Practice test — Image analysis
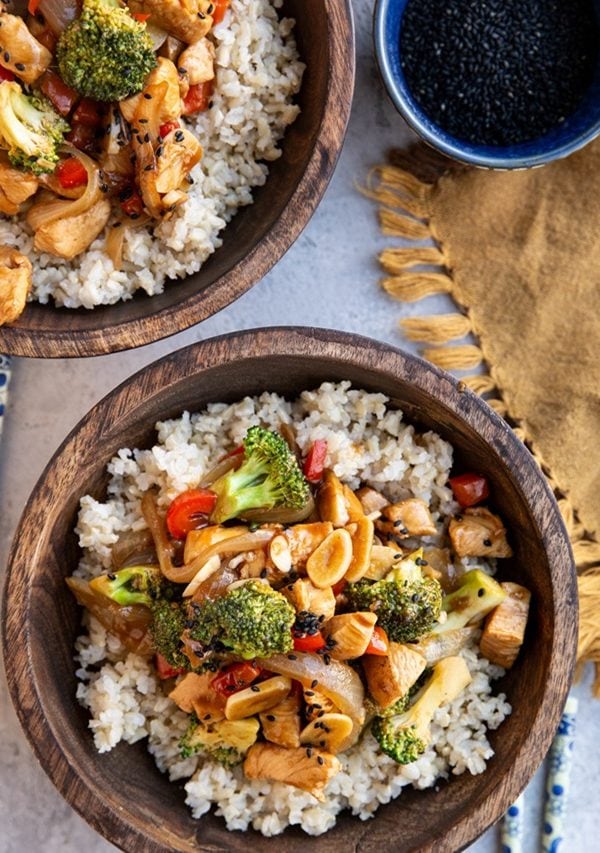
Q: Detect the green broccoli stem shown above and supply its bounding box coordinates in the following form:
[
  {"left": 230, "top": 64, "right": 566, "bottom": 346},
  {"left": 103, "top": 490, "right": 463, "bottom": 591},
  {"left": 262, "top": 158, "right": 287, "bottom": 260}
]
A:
[
  {"left": 431, "top": 569, "right": 507, "bottom": 635},
  {"left": 211, "top": 455, "right": 277, "bottom": 523}
]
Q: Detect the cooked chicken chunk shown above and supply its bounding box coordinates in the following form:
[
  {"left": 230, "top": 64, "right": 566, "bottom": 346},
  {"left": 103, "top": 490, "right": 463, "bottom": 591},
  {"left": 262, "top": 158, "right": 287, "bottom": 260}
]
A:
[
  {"left": 363, "top": 642, "right": 427, "bottom": 709},
  {"left": 128, "top": 0, "right": 214, "bottom": 44},
  {"left": 243, "top": 743, "right": 340, "bottom": 801},
  {"left": 30, "top": 198, "right": 111, "bottom": 260},
  {"left": 0, "top": 246, "right": 32, "bottom": 325},
  {"left": 376, "top": 498, "right": 437, "bottom": 539},
  {"left": 168, "top": 672, "right": 225, "bottom": 721},
  {"left": 259, "top": 690, "right": 302, "bottom": 749},
  {"left": 0, "top": 12, "right": 52, "bottom": 83},
  {"left": 317, "top": 471, "right": 350, "bottom": 527},
  {"left": 342, "top": 484, "right": 366, "bottom": 521},
  {"left": 283, "top": 522, "right": 333, "bottom": 570},
  {"left": 282, "top": 577, "right": 336, "bottom": 622},
  {"left": 155, "top": 127, "right": 203, "bottom": 195},
  {"left": 178, "top": 37, "right": 215, "bottom": 85},
  {"left": 449, "top": 507, "right": 512, "bottom": 558},
  {"left": 480, "top": 582, "right": 531, "bottom": 668},
  {"left": 120, "top": 58, "right": 183, "bottom": 127},
  {"left": 0, "top": 154, "right": 38, "bottom": 214},
  {"left": 325, "top": 612, "right": 377, "bottom": 660},
  {"left": 356, "top": 486, "right": 389, "bottom": 516}
]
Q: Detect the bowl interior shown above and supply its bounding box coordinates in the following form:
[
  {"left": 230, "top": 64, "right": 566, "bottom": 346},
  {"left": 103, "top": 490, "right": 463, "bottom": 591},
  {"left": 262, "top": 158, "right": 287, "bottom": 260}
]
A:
[
  {"left": 0, "top": 1, "right": 355, "bottom": 356},
  {"left": 4, "top": 330, "right": 576, "bottom": 852},
  {"left": 375, "top": 0, "right": 600, "bottom": 168}
]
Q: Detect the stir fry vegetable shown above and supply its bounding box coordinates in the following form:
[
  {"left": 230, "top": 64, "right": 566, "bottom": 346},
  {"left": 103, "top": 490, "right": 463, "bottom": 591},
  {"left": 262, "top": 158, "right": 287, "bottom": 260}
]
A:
[{"left": 67, "top": 427, "right": 530, "bottom": 799}]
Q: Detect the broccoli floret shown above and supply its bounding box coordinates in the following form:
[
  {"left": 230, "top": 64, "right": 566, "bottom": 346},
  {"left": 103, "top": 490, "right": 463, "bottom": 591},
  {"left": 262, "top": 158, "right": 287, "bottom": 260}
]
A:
[
  {"left": 179, "top": 714, "right": 259, "bottom": 765},
  {"left": 188, "top": 580, "right": 295, "bottom": 660},
  {"left": 209, "top": 427, "right": 310, "bottom": 523},
  {"left": 346, "top": 551, "right": 442, "bottom": 643},
  {"left": 372, "top": 656, "right": 472, "bottom": 764},
  {"left": 57, "top": 0, "right": 156, "bottom": 102},
  {"left": 431, "top": 569, "right": 507, "bottom": 635},
  {"left": 0, "top": 82, "right": 69, "bottom": 175},
  {"left": 90, "top": 565, "right": 188, "bottom": 668}
]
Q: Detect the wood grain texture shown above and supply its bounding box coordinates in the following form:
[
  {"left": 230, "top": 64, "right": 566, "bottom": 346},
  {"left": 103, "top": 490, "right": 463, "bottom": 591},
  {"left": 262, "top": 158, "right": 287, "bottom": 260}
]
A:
[
  {"left": 2, "top": 328, "right": 578, "bottom": 852},
  {"left": 0, "top": 2, "right": 355, "bottom": 358}
]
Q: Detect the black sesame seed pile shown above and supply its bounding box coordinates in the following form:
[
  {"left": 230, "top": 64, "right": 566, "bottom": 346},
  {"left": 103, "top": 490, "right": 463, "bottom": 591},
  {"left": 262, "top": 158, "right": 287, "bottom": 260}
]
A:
[{"left": 400, "top": 0, "right": 599, "bottom": 146}]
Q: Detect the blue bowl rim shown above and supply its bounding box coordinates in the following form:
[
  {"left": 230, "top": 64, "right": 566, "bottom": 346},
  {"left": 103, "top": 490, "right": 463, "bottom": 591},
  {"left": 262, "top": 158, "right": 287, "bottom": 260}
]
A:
[{"left": 374, "top": 0, "right": 600, "bottom": 169}]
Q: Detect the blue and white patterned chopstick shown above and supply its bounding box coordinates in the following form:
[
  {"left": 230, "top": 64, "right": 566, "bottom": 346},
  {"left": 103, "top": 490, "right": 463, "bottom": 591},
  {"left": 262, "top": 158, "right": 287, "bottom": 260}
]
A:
[
  {"left": 500, "top": 792, "right": 525, "bottom": 853},
  {"left": 0, "top": 354, "right": 11, "bottom": 441},
  {"left": 541, "top": 696, "right": 578, "bottom": 853},
  {"left": 501, "top": 696, "right": 579, "bottom": 853}
]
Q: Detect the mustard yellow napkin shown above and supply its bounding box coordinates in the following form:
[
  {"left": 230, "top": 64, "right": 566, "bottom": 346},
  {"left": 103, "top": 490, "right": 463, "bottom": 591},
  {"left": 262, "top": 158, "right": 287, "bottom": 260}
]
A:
[{"left": 369, "top": 141, "right": 600, "bottom": 688}]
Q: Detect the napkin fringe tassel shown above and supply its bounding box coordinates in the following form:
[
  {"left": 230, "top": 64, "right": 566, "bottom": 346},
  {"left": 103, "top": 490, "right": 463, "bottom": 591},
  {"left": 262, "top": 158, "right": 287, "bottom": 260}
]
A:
[{"left": 366, "top": 157, "right": 600, "bottom": 694}]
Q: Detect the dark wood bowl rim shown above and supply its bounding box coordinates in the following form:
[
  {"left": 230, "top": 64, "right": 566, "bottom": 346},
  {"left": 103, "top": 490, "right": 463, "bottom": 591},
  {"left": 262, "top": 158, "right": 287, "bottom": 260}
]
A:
[
  {"left": 0, "top": 2, "right": 355, "bottom": 358},
  {"left": 2, "top": 327, "right": 577, "bottom": 851}
]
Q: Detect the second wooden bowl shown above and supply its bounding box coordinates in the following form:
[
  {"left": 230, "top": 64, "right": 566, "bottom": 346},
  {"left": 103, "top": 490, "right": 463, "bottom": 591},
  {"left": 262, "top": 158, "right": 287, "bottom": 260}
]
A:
[
  {"left": 0, "top": 2, "right": 355, "bottom": 358},
  {"left": 3, "top": 328, "right": 577, "bottom": 851}
]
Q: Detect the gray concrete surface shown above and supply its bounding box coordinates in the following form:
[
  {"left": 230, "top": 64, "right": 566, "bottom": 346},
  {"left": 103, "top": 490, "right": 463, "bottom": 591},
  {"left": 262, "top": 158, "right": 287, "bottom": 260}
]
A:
[{"left": 1, "top": 2, "right": 597, "bottom": 851}]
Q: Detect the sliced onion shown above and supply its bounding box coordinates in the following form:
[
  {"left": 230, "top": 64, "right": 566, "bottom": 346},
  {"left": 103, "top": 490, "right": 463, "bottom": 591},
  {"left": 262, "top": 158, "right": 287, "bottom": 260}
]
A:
[
  {"left": 180, "top": 529, "right": 275, "bottom": 588},
  {"left": 198, "top": 452, "right": 242, "bottom": 488},
  {"left": 190, "top": 562, "right": 239, "bottom": 603},
  {"left": 37, "top": 0, "right": 79, "bottom": 36},
  {"left": 241, "top": 493, "right": 315, "bottom": 525},
  {"left": 66, "top": 576, "right": 154, "bottom": 656},
  {"left": 141, "top": 491, "right": 177, "bottom": 580},
  {"left": 145, "top": 21, "right": 169, "bottom": 52},
  {"left": 411, "top": 627, "right": 478, "bottom": 665},
  {"left": 182, "top": 553, "right": 221, "bottom": 597},
  {"left": 111, "top": 528, "right": 156, "bottom": 570},
  {"left": 259, "top": 652, "right": 365, "bottom": 725},
  {"left": 26, "top": 146, "right": 101, "bottom": 230},
  {"left": 105, "top": 222, "right": 127, "bottom": 271}
]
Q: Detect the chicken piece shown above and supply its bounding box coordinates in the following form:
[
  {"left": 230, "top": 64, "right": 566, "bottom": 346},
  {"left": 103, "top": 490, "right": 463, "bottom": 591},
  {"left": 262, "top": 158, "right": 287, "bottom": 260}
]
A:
[
  {"left": 325, "top": 612, "right": 377, "bottom": 660},
  {"left": 282, "top": 577, "right": 336, "bottom": 622},
  {"left": 0, "top": 12, "right": 52, "bottom": 84},
  {"left": 342, "top": 484, "right": 366, "bottom": 522},
  {"left": 154, "top": 127, "right": 202, "bottom": 195},
  {"left": 178, "top": 37, "right": 215, "bottom": 85},
  {"left": 281, "top": 522, "right": 333, "bottom": 571},
  {"left": 120, "top": 58, "right": 183, "bottom": 127},
  {"left": 317, "top": 471, "right": 350, "bottom": 527},
  {"left": 421, "top": 547, "right": 462, "bottom": 592},
  {"left": 0, "top": 153, "right": 38, "bottom": 214},
  {"left": 128, "top": 0, "right": 214, "bottom": 44},
  {"left": 356, "top": 486, "right": 389, "bottom": 516},
  {"left": 30, "top": 198, "right": 111, "bottom": 260},
  {"left": 243, "top": 743, "right": 341, "bottom": 801},
  {"left": 449, "top": 507, "right": 513, "bottom": 558},
  {"left": 480, "top": 582, "right": 531, "bottom": 668},
  {"left": 100, "top": 106, "right": 134, "bottom": 181},
  {"left": 0, "top": 246, "right": 32, "bottom": 326},
  {"left": 376, "top": 498, "right": 437, "bottom": 539},
  {"left": 363, "top": 642, "right": 427, "bottom": 709},
  {"left": 168, "top": 672, "right": 226, "bottom": 721},
  {"left": 259, "top": 690, "right": 302, "bottom": 749},
  {"left": 304, "top": 688, "right": 338, "bottom": 721}
]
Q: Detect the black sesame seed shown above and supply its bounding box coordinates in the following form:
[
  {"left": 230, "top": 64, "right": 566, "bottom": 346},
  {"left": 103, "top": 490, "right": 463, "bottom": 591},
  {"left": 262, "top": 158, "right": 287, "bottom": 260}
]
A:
[
  {"left": 175, "top": 130, "right": 185, "bottom": 142},
  {"left": 478, "top": 588, "right": 486, "bottom": 597},
  {"left": 250, "top": 685, "right": 260, "bottom": 693},
  {"left": 143, "top": 133, "right": 150, "bottom": 143},
  {"left": 266, "top": 714, "right": 275, "bottom": 722},
  {"left": 319, "top": 740, "right": 326, "bottom": 748},
  {"left": 483, "top": 538, "right": 492, "bottom": 547},
  {"left": 393, "top": 519, "right": 405, "bottom": 528},
  {"left": 139, "top": 118, "right": 148, "bottom": 124},
  {"left": 416, "top": 557, "right": 428, "bottom": 566},
  {"left": 143, "top": 93, "right": 152, "bottom": 99},
  {"left": 207, "top": 2, "right": 214, "bottom": 11},
  {"left": 204, "top": 713, "right": 212, "bottom": 720},
  {"left": 287, "top": 653, "right": 297, "bottom": 660},
  {"left": 107, "top": 573, "right": 116, "bottom": 580},
  {"left": 305, "top": 690, "right": 314, "bottom": 697},
  {"left": 260, "top": 568, "right": 267, "bottom": 578},
  {"left": 323, "top": 654, "right": 331, "bottom": 665},
  {"left": 306, "top": 747, "right": 313, "bottom": 757},
  {"left": 156, "top": 146, "right": 163, "bottom": 157},
  {"left": 311, "top": 679, "right": 318, "bottom": 688},
  {"left": 3, "top": 51, "right": 9, "bottom": 62},
  {"left": 317, "top": 755, "right": 324, "bottom": 765},
  {"left": 15, "top": 62, "right": 25, "bottom": 71},
  {"left": 144, "top": 164, "right": 154, "bottom": 171}
]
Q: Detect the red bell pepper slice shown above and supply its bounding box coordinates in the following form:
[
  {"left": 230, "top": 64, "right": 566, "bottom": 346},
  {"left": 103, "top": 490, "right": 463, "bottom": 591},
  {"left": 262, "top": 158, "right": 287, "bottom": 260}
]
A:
[
  {"left": 159, "top": 120, "right": 180, "bottom": 139},
  {"left": 120, "top": 188, "right": 145, "bottom": 219},
  {"left": 39, "top": 70, "right": 79, "bottom": 117},
  {"left": 332, "top": 578, "right": 347, "bottom": 596},
  {"left": 449, "top": 472, "right": 490, "bottom": 508},
  {"left": 0, "top": 66, "right": 15, "bottom": 83},
  {"left": 27, "top": 0, "right": 41, "bottom": 15},
  {"left": 211, "top": 661, "right": 262, "bottom": 696},
  {"left": 182, "top": 80, "right": 214, "bottom": 115},
  {"left": 155, "top": 653, "right": 186, "bottom": 680},
  {"left": 211, "top": 0, "right": 231, "bottom": 24},
  {"left": 132, "top": 11, "right": 151, "bottom": 22},
  {"left": 292, "top": 630, "right": 326, "bottom": 653},
  {"left": 303, "top": 439, "right": 328, "bottom": 483},
  {"left": 56, "top": 156, "right": 88, "bottom": 189},
  {"left": 166, "top": 488, "right": 218, "bottom": 539},
  {"left": 365, "top": 626, "right": 389, "bottom": 656}
]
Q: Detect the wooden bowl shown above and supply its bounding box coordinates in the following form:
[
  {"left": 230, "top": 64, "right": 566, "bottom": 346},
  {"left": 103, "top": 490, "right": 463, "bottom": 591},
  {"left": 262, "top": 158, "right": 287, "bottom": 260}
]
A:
[
  {"left": 0, "top": 3, "right": 355, "bottom": 358},
  {"left": 3, "top": 328, "right": 577, "bottom": 851}
]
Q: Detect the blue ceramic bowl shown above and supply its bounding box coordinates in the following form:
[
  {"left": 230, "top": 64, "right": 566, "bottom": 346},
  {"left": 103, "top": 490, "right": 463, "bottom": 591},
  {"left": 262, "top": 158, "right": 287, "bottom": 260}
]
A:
[{"left": 374, "top": 0, "right": 600, "bottom": 169}]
